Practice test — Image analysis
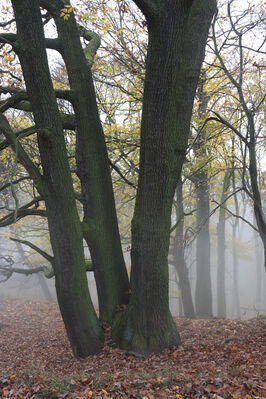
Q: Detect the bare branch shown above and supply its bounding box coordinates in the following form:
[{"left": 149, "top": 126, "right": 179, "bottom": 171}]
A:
[
  {"left": 109, "top": 160, "right": 136, "bottom": 188},
  {"left": 0, "top": 114, "right": 44, "bottom": 195},
  {"left": 211, "top": 111, "right": 249, "bottom": 146},
  {"left": 0, "top": 176, "right": 31, "bottom": 192},
  {"left": 0, "top": 263, "right": 54, "bottom": 281},
  {"left": 10, "top": 237, "right": 54, "bottom": 263}
]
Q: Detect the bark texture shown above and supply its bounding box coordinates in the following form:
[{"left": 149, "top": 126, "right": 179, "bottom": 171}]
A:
[
  {"left": 114, "top": 0, "right": 217, "bottom": 353},
  {"left": 11, "top": 0, "right": 103, "bottom": 357},
  {"left": 48, "top": 2, "right": 130, "bottom": 322}
]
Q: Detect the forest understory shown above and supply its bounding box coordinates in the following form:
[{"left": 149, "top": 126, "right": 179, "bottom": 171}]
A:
[{"left": 0, "top": 299, "right": 265, "bottom": 399}]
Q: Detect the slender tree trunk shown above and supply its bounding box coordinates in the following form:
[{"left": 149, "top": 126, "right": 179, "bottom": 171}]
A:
[
  {"left": 231, "top": 138, "right": 240, "bottom": 318},
  {"left": 232, "top": 222, "right": 240, "bottom": 318},
  {"left": 194, "top": 173, "right": 212, "bottom": 317},
  {"left": 249, "top": 127, "right": 266, "bottom": 270},
  {"left": 173, "top": 180, "right": 195, "bottom": 318},
  {"left": 194, "top": 79, "right": 212, "bottom": 317},
  {"left": 50, "top": 3, "right": 130, "bottom": 322},
  {"left": 217, "top": 170, "right": 231, "bottom": 319},
  {"left": 254, "top": 231, "right": 262, "bottom": 307},
  {"left": 11, "top": 0, "right": 103, "bottom": 357},
  {"left": 113, "top": 0, "right": 217, "bottom": 354}
]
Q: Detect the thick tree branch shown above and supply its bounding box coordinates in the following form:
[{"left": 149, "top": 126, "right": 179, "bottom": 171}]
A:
[
  {"left": 0, "top": 264, "right": 54, "bottom": 280},
  {"left": 0, "top": 203, "right": 47, "bottom": 227},
  {"left": 0, "top": 86, "right": 74, "bottom": 109},
  {"left": 131, "top": 0, "right": 160, "bottom": 22},
  {"left": 0, "top": 258, "right": 94, "bottom": 282},
  {"left": 0, "top": 32, "right": 62, "bottom": 53},
  {"left": 0, "top": 126, "right": 38, "bottom": 152},
  {"left": 77, "top": 24, "right": 101, "bottom": 68},
  {"left": 0, "top": 95, "right": 76, "bottom": 130},
  {"left": 0, "top": 89, "right": 28, "bottom": 113},
  {"left": 0, "top": 176, "right": 31, "bottom": 192}
]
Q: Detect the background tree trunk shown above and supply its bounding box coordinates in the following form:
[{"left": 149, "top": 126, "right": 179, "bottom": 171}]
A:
[
  {"left": 217, "top": 170, "right": 231, "bottom": 319},
  {"left": 194, "top": 81, "right": 212, "bottom": 318},
  {"left": 232, "top": 165, "right": 240, "bottom": 318},
  {"left": 232, "top": 221, "right": 241, "bottom": 318},
  {"left": 194, "top": 172, "right": 212, "bottom": 317},
  {"left": 173, "top": 180, "right": 195, "bottom": 318}
]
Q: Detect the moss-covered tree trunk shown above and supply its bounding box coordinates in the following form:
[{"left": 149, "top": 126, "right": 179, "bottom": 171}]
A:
[
  {"left": 217, "top": 170, "right": 231, "bottom": 319},
  {"left": 41, "top": 1, "right": 130, "bottom": 323},
  {"left": 113, "top": 0, "right": 216, "bottom": 354},
  {"left": 11, "top": 0, "right": 103, "bottom": 357}
]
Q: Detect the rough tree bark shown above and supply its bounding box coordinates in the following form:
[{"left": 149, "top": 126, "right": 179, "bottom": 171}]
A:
[
  {"left": 113, "top": 0, "right": 217, "bottom": 354},
  {"left": 39, "top": 0, "right": 130, "bottom": 322},
  {"left": 10, "top": 0, "right": 103, "bottom": 357}
]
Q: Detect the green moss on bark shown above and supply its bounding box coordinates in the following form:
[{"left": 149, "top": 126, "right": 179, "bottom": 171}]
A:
[{"left": 112, "top": 307, "right": 180, "bottom": 354}]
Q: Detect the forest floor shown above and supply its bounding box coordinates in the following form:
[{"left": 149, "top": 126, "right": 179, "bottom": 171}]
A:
[{"left": 0, "top": 299, "right": 265, "bottom": 399}]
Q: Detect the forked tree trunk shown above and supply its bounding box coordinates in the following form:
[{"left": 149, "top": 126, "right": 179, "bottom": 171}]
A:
[
  {"left": 48, "top": 2, "right": 130, "bottom": 322},
  {"left": 11, "top": 0, "right": 103, "bottom": 357},
  {"left": 113, "top": 0, "right": 217, "bottom": 354}
]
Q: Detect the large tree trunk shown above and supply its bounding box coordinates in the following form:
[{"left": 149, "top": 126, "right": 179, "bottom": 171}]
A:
[
  {"left": 173, "top": 180, "right": 195, "bottom": 318},
  {"left": 217, "top": 170, "right": 231, "bottom": 319},
  {"left": 11, "top": 0, "right": 103, "bottom": 357},
  {"left": 113, "top": 0, "right": 217, "bottom": 354},
  {"left": 48, "top": 2, "right": 130, "bottom": 322}
]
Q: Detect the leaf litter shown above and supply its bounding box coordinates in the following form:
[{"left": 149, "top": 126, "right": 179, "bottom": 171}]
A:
[{"left": 0, "top": 299, "right": 265, "bottom": 398}]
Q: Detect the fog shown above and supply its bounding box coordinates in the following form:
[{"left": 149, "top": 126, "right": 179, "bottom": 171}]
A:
[{"left": 1, "top": 215, "right": 265, "bottom": 321}]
